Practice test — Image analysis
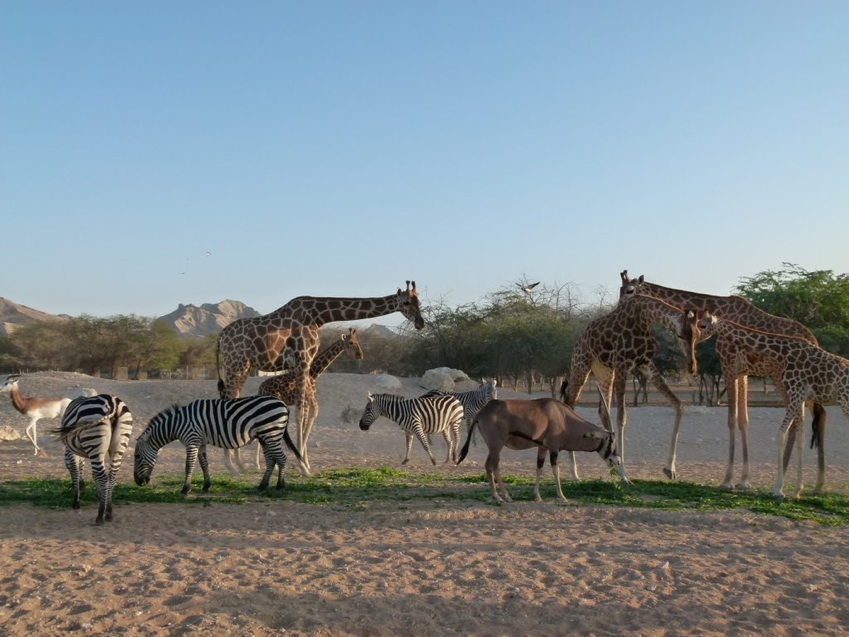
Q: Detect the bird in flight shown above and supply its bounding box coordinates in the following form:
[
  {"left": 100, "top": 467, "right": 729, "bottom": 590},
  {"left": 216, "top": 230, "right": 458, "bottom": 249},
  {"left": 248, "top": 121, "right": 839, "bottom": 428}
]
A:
[{"left": 517, "top": 281, "right": 540, "bottom": 296}]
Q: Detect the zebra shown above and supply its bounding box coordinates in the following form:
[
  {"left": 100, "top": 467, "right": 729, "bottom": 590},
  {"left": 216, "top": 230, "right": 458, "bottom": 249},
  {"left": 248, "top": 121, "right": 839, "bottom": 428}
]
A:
[
  {"left": 422, "top": 379, "right": 498, "bottom": 444},
  {"left": 133, "top": 395, "right": 301, "bottom": 495},
  {"left": 55, "top": 394, "right": 134, "bottom": 525},
  {"left": 358, "top": 392, "right": 465, "bottom": 465}
]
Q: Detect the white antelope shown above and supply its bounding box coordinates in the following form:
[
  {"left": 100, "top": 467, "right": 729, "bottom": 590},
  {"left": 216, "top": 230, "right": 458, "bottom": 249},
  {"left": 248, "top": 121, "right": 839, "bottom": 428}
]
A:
[{"left": 0, "top": 374, "right": 72, "bottom": 455}]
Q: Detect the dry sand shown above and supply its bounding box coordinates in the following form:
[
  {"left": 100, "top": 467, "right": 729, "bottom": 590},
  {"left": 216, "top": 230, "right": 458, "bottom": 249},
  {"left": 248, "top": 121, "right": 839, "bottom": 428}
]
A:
[{"left": 1, "top": 371, "right": 849, "bottom": 636}]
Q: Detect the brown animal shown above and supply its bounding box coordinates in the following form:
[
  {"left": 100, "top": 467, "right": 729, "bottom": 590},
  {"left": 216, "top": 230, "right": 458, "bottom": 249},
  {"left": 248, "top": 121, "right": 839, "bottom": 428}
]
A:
[
  {"left": 456, "top": 398, "right": 624, "bottom": 503},
  {"left": 0, "top": 374, "right": 72, "bottom": 456}
]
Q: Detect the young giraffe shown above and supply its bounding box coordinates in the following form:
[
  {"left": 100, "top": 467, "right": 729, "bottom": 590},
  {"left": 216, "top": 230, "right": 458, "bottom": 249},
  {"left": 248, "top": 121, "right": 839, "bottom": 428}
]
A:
[
  {"left": 619, "top": 270, "right": 827, "bottom": 491},
  {"left": 562, "top": 294, "right": 704, "bottom": 483},
  {"left": 230, "top": 328, "right": 364, "bottom": 474},
  {"left": 695, "top": 311, "right": 849, "bottom": 499},
  {"left": 216, "top": 281, "right": 424, "bottom": 475}
]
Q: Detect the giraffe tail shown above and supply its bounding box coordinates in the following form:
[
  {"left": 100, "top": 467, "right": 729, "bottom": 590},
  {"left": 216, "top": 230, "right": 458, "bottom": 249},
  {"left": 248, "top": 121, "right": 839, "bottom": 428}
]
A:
[
  {"left": 810, "top": 402, "right": 827, "bottom": 450},
  {"left": 215, "top": 337, "right": 225, "bottom": 397}
]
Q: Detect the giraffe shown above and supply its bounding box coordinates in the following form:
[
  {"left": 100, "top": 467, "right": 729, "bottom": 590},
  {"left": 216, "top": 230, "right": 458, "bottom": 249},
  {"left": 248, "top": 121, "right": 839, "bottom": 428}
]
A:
[
  {"left": 619, "top": 270, "right": 827, "bottom": 491},
  {"left": 695, "top": 311, "right": 849, "bottom": 499},
  {"left": 216, "top": 281, "right": 424, "bottom": 475},
  {"left": 562, "top": 294, "right": 705, "bottom": 483},
  {"left": 251, "top": 327, "right": 363, "bottom": 473}
]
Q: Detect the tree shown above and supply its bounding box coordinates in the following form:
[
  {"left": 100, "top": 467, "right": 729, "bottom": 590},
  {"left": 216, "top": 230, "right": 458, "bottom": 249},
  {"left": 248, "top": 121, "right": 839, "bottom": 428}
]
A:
[{"left": 735, "top": 263, "right": 849, "bottom": 356}]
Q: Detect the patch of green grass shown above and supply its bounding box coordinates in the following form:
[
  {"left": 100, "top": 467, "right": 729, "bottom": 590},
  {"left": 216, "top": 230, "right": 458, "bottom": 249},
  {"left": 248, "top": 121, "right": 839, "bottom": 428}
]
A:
[{"left": 2, "top": 468, "right": 849, "bottom": 525}]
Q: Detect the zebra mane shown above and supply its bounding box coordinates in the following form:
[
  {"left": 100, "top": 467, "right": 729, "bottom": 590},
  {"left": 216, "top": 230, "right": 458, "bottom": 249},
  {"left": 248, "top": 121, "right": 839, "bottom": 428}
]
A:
[{"left": 141, "top": 403, "right": 183, "bottom": 435}]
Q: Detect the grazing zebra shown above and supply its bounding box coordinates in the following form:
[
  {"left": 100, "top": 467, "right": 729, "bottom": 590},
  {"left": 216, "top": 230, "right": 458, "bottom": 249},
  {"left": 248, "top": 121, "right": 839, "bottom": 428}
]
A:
[
  {"left": 358, "top": 392, "right": 465, "bottom": 465},
  {"left": 56, "top": 394, "right": 134, "bottom": 525},
  {"left": 422, "top": 379, "right": 498, "bottom": 443},
  {"left": 133, "top": 395, "right": 300, "bottom": 494}
]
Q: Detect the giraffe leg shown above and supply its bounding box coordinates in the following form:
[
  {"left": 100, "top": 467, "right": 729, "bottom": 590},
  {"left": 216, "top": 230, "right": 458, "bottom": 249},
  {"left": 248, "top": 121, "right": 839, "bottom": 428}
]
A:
[
  {"left": 720, "top": 376, "right": 738, "bottom": 490},
  {"left": 773, "top": 406, "right": 801, "bottom": 500},
  {"left": 791, "top": 404, "right": 806, "bottom": 499},
  {"left": 736, "top": 376, "right": 752, "bottom": 491},
  {"left": 300, "top": 393, "right": 319, "bottom": 473},
  {"left": 613, "top": 371, "right": 628, "bottom": 471},
  {"left": 643, "top": 364, "right": 683, "bottom": 480}
]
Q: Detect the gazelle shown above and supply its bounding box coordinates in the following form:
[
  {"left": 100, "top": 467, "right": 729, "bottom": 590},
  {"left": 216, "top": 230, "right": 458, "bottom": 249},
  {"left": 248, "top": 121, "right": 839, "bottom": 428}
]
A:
[{"left": 0, "top": 374, "right": 72, "bottom": 455}]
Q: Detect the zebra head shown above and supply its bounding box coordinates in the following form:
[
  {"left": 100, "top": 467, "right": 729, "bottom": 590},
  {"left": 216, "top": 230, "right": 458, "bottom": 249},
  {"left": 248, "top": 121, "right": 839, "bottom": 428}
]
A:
[
  {"left": 133, "top": 404, "right": 179, "bottom": 485},
  {"left": 133, "top": 430, "right": 156, "bottom": 486},
  {"left": 358, "top": 392, "right": 380, "bottom": 431},
  {"left": 483, "top": 379, "right": 497, "bottom": 401}
]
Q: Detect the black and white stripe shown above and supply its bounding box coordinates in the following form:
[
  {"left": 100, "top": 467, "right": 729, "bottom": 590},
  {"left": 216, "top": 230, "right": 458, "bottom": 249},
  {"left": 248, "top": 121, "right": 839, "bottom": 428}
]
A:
[
  {"left": 133, "top": 395, "right": 300, "bottom": 494},
  {"left": 422, "top": 380, "right": 498, "bottom": 439},
  {"left": 57, "top": 394, "right": 134, "bottom": 525},
  {"left": 358, "top": 392, "right": 465, "bottom": 465}
]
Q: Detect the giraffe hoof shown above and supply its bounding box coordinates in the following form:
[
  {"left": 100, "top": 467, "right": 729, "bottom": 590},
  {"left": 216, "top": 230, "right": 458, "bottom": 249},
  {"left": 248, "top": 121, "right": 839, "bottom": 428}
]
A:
[
  {"left": 663, "top": 467, "right": 676, "bottom": 480},
  {"left": 734, "top": 482, "right": 752, "bottom": 492}
]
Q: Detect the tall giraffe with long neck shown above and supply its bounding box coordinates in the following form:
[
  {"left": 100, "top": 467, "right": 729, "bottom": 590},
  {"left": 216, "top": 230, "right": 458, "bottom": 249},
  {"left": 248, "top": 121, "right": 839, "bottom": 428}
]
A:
[
  {"left": 695, "top": 311, "right": 849, "bottom": 499},
  {"left": 216, "top": 281, "right": 424, "bottom": 475},
  {"left": 619, "top": 270, "right": 826, "bottom": 491},
  {"left": 562, "top": 294, "right": 704, "bottom": 483}
]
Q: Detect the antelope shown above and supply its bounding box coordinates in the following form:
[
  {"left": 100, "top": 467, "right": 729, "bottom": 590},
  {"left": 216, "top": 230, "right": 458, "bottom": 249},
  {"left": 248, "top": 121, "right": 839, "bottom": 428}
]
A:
[
  {"left": 456, "top": 394, "right": 625, "bottom": 504},
  {"left": 0, "top": 374, "right": 72, "bottom": 455}
]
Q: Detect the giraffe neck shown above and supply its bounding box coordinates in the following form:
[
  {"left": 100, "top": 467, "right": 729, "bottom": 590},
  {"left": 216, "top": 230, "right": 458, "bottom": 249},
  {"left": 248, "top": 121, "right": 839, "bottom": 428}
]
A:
[
  {"left": 273, "top": 294, "right": 400, "bottom": 327},
  {"left": 711, "top": 319, "right": 805, "bottom": 356},
  {"left": 309, "top": 340, "right": 350, "bottom": 378},
  {"left": 627, "top": 296, "right": 684, "bottom": 334},
  {"left": 636, "top": 281, "right": 816, "bottom": 343}
]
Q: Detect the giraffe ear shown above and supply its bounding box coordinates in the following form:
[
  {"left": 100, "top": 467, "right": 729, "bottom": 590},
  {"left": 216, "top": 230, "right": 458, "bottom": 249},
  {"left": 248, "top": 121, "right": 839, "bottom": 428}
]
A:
[{"left": 620, "top": 270, "right": 628, "bottom": 282}]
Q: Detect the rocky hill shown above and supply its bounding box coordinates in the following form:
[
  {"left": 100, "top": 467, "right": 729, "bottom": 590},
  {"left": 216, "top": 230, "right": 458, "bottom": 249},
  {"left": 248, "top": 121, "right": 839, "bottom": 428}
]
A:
[
  {"left": 0, "top": 297, "right": 70, "bottom": 338},
  {"left": 0, "top": 298, "right": 259, "bottom": 339},
  {"left": 157, "top": 300, "right": 261, "bottom": 338}
]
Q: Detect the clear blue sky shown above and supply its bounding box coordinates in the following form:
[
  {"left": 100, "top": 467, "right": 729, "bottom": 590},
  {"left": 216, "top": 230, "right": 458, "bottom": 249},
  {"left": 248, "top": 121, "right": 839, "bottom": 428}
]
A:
[{"left": 2, "top": 2, "right": 847, "bottom": 325}]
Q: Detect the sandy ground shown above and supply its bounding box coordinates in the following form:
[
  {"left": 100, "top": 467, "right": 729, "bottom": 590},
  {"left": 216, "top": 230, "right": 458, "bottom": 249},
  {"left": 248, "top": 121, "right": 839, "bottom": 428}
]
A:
[{"left": 1, "top": 371, "right": 849, "bottom": 636}]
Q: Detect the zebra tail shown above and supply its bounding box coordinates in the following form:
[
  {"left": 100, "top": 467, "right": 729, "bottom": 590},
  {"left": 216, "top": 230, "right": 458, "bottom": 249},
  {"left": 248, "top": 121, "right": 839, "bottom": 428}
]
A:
[
  {"left": 456, "top": 416, "right": 478, "bottom": 465},
  {"left": 282, "top": 427, "right": 304, "bottom": 464}
]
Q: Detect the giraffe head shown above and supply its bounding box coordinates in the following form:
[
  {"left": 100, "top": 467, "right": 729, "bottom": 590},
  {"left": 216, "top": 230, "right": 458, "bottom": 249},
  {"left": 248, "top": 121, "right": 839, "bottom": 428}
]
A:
[
  {"left": 678, "top": 308, "right": 714, "bottom": 375},
  {"left": 618, "top": 270, "right": 645, "bottom": 301},
  {"left": 397, "top": 280, "right": 425, "bottom": 330},
  {"left": 343, "top": 328, "right": 364, "bottom": 361},
  {"left": 695, "top": 309, "right": 718, "bottom": 337}
]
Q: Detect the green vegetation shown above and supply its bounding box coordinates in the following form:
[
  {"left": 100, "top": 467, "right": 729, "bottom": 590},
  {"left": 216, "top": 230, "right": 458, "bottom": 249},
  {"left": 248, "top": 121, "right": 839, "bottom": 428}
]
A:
[{"left": 2, "top": 467, "right": 848, "bottom": 526}]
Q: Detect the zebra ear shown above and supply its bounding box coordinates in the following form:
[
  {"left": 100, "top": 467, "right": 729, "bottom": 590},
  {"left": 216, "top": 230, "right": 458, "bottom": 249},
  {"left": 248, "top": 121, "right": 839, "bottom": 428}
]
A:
[{"left": 367, "top": 392, "right": 374, "bottom": 401}]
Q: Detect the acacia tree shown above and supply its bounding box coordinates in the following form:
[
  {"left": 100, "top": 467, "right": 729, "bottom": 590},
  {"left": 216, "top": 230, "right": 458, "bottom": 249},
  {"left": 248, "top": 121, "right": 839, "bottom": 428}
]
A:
[{"left": 735, "top": 263, "right": 849, "bottom": 356}]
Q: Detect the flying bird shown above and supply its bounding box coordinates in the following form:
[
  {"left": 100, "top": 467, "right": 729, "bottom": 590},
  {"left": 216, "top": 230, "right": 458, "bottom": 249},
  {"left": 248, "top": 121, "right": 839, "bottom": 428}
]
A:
[{"left": 517, "top": 281, "right": 540, "bottom": 296}]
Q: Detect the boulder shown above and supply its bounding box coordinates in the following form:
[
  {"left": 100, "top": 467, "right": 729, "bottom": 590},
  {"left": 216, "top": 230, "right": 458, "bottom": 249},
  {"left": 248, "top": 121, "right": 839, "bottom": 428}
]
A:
[
  {"left": 0, "top": 425, "right": 21, "bottom": 442},
  {"left": 420, "top": 367, "right": 470, "bottom": 392},
  {"left": 372, "top": 374, "right": 403, "bottom": 393}
]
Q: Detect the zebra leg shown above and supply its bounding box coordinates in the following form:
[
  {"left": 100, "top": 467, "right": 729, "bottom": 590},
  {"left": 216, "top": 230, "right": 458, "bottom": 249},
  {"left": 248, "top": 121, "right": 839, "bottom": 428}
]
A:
[
  {"left": 258, "top": 443, "right": 273, "bottom": 490},
  {"left": 402, "top": 432, "right": 415, "bottom": 465},
  {"left": 90, "top": 457, "right": 109, "bottom": 525},
  {"left": 199, "top": 445, "right": 212, "bottom": 493},
  {"left": 441, "top": 430, "right": 453, "bottom": 463},
  {"left": 64, "top": 448, "right": 83, "bottom": 510},
  {"left": 182, "top": 445, "right": 200, "bottom": 495},
  {"left": 413, "top": 426, "right": 437, "bottom": 465}
]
